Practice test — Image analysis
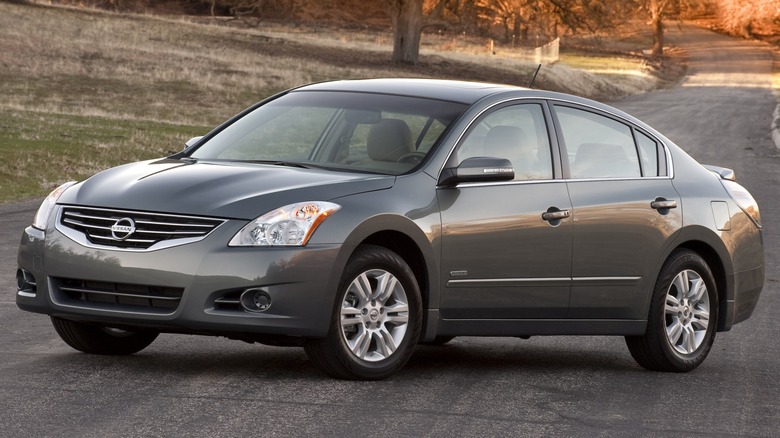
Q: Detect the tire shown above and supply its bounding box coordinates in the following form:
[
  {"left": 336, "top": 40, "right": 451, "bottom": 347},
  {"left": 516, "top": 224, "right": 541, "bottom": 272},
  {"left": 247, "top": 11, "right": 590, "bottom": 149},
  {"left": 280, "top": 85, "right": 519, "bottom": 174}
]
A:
[
  {"left": 304, "top": 245, "right": 422, "bottom": 380},
  {"left": 51, "top": 316, "right": 159, "bottom": 355},
  {"left": 626, "top": 249, "right": 718, "bottom": 372}
]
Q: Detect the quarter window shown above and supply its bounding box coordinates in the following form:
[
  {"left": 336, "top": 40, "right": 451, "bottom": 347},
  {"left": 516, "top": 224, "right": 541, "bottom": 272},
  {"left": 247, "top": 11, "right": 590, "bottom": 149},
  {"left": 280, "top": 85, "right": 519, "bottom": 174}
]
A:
[
  {"left": 457, "top": 104, "right": 553, "bottom": 181},
  {"left": 635, "top": 130, "right": 660, "bottom": 176},
  {"left": 555, "top": 105, "right": 641, "bottom": 179}
]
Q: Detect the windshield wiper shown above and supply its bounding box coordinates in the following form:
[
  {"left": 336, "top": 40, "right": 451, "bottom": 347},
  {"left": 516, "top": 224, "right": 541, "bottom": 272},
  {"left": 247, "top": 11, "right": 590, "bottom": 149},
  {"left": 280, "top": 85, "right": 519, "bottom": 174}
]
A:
[{"left": 243, "top": 160, "right": 313, "bottom": 169}]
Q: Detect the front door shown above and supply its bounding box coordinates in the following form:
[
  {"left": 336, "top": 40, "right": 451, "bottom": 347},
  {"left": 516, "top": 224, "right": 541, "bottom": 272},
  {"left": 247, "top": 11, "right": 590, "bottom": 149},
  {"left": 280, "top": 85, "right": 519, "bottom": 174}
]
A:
[{"left": 438, "top": 102, "right": 573, "bottom": 320}]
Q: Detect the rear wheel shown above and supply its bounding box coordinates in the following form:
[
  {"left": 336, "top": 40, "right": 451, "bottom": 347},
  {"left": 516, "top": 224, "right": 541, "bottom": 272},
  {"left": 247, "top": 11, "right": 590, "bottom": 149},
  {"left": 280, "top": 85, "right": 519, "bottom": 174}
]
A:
[
  {"left": 626, "top": 250, "right": 718, "bottom": 372},
  {"left": 51, "top": 317, "right": 159, "bottom": 355},
  {"left": 304, "top": 245, "right": 422, "bottom": 380}
]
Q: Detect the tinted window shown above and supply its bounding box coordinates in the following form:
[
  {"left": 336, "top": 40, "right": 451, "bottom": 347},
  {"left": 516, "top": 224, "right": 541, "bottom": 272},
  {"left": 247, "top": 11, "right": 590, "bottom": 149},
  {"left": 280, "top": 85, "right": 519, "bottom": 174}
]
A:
[
  {"left": 190, "top": 91, "right": 467, "bottom": 175},
  {"left": 457, "top": 104, "right": 553, "bottom": 180},
  {"left": 555, "top": 105, "right": 641, "bottom": 179}
]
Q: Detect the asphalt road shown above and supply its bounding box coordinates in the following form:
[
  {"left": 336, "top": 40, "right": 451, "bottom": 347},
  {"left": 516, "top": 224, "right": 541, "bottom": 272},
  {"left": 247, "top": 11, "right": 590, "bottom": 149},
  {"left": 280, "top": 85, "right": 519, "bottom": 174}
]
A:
[{"left": 1, "top": 26, "right": 778, "bottom": 437}]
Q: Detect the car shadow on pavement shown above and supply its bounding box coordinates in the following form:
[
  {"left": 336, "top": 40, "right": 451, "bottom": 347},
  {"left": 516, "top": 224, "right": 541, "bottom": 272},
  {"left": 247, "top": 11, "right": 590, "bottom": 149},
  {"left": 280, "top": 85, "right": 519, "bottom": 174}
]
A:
[{"left": 406, "top": 337, "right": 641, "bottom": 374}]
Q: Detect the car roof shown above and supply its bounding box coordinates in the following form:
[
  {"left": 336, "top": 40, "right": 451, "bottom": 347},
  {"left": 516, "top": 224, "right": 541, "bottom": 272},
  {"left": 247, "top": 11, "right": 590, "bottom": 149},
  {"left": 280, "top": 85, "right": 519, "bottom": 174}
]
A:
[
  {"left": 289, "top": 78, "right": 665, "bottom": 144},
  {"left": 294, "top": 78, "right": 525, "bottom": 105}
]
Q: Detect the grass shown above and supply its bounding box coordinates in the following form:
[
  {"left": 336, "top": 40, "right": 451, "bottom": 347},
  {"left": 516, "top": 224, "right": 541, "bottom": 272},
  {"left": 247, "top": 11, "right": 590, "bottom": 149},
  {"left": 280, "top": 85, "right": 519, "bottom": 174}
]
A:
[
  {"left": 0, "top": 2, "right": 668, "bottom": 203},
  {"left": 0, "top": 110, "right": 209, "bottom": 202}
]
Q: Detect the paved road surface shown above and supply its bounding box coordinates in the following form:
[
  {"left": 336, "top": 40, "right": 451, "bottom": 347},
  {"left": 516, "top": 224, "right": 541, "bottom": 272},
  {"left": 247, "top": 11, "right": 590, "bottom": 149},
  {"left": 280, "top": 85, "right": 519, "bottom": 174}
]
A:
[{"left": 1, "top": 25, "right": 778, "bottom": 437}]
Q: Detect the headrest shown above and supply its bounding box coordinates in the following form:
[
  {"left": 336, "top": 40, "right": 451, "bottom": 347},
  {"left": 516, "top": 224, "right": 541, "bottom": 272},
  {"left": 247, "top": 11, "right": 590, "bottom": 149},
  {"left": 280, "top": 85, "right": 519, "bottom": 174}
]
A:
[{"left": 367, "top": 119, "right": 414, "bottom": 161}]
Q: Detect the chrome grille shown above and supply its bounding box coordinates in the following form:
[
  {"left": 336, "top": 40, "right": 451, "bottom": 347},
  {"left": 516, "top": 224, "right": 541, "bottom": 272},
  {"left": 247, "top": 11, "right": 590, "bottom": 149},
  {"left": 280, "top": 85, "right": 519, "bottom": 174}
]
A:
[
  {"left": 52, "top": 277, "right": 184, "bottom": 314},
  {"left": 58, "top": 206, "right": 225, "bottom": 250}
]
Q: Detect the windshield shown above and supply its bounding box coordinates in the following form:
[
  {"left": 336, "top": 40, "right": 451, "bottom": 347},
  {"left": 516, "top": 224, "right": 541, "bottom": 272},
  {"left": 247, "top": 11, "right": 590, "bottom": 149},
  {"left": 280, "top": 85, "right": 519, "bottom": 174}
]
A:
[{"left": 189, "top": 91, "right": 468, "bottom": 175}]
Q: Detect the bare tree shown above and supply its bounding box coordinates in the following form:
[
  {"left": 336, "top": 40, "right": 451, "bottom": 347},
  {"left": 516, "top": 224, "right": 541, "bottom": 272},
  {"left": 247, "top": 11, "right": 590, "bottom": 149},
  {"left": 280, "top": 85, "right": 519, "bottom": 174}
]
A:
[
  {"left": 638, "top": 0, "right": 724, "bottom": 57},
  {"left": 454, "top": 0, "right": 622, "bottom": 44},
  {"left": 716, "top": 0, "right": 780, "bottom": 38},
  {"left": 193, "top": 0, "right": 295, "bottom": 21},
  {"left": 645, "top": 0, "right": 670, "bottom": 56},
  {"left": 385, "top": 0, "right": 425, "bottom": 63},
  {"left": 475, "top": 0, "right": 522, "bottom": 42}
]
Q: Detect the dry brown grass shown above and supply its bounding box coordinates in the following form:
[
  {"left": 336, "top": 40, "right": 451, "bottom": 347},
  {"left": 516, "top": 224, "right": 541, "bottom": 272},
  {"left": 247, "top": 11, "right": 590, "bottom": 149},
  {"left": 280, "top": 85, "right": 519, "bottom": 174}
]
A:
[
  {"left": 0, "top": 2, "right": 414, "bottom": 126},
  {"left": 1, "top": 2, "right": 665, "bottom": 126}
]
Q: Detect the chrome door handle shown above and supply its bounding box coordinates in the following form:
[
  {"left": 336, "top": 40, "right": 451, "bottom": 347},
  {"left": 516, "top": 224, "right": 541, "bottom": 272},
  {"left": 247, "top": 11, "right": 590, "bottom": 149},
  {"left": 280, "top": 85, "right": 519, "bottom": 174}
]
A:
[
  {"left": 541, "top": 210, "right": 571, "bottom": 221},
  {"left": 651, "top": 198, "right": 677, "bottom": 210}
]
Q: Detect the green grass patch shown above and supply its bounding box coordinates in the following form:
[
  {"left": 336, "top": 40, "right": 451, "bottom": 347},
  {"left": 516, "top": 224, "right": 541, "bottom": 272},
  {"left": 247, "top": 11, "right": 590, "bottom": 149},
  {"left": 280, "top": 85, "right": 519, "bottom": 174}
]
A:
[{"left": 0, "top": 110, "right": 210, "bottom": 202}]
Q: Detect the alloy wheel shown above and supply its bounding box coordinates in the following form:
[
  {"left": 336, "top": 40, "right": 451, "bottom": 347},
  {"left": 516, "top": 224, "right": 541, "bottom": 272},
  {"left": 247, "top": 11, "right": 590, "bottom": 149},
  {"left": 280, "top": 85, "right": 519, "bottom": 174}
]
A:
[
  {"left": 665, "top": 269, "right": 710, "bottom": 355},
  {"left": 339, "top": 269, "right": 410, "bottom": 362}
]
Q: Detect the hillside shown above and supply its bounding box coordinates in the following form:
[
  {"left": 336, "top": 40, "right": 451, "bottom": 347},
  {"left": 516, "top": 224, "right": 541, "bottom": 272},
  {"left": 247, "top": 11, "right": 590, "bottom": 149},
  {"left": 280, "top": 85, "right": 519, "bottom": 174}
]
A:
[{"left": 0, "top": 1, "right": 678, "bottom": 202}]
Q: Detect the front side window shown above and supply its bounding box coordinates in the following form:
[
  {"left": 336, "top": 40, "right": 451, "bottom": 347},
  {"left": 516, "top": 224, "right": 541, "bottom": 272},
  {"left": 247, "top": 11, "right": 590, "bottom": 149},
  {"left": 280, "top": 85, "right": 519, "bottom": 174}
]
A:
[
  {"left": 190, "top": 91, "right": 467, "bottom": 175},
  {"left": 456, "top": 103, "right": 553, "bottom": 180},
  {"left": 555, "top": 105, "right": 641, "bottom": 179}
]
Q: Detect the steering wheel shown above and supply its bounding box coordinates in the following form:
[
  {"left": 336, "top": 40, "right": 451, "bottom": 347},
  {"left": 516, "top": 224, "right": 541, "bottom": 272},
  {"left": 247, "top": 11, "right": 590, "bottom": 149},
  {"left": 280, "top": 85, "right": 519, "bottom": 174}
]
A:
[{"left": 397, "top": 152, "right": 426, "bottom": 164}]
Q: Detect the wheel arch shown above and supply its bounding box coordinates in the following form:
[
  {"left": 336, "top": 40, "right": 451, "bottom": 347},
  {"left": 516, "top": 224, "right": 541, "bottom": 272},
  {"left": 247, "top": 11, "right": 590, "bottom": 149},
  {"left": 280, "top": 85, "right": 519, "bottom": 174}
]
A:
[
  {"left": 664, "top": 226, "right": 734, "bottom": 332},
  {"left": 674, "top": 240, "right": 729, "bottom": 331},
  {"left": 337, "top": 214, "right": 441, "bottom": 341},
  {"left": 361, "top": 231, "right": 429, "bottom": 308}
]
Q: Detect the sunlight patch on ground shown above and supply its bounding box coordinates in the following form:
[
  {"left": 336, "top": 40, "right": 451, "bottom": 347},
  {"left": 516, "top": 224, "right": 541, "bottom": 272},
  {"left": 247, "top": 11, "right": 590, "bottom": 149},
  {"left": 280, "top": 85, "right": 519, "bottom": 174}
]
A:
[{"left": 682, "top": 72, "right": 775, "bottom": 88}]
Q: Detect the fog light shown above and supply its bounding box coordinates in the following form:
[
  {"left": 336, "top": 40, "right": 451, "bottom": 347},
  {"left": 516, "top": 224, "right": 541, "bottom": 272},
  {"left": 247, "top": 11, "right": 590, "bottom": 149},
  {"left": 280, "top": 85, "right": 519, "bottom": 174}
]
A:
[
  {"left": 240, "top": 288, "right": 272, "bottom": 312},
  {"left": 16, "top": 269, "right": 37, "bottom": 296}
]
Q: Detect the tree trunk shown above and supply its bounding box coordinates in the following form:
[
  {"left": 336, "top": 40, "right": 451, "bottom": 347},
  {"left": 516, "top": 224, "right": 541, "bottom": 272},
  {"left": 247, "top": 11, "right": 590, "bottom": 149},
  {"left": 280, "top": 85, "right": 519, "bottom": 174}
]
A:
[
  {"left": 649, "top": 0, "right": 667, "bottom": 57},
  {"left": 651, "top": 13, "right": 664, "bottom": 56},
  {"left": 385, "top": 0, "right": 424, "bottom": 64}
]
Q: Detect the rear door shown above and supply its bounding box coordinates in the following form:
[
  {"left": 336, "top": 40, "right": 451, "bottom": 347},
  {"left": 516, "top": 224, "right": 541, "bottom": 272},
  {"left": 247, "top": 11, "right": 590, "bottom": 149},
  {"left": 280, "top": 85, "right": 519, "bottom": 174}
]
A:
[{"left": 551, "top": 103, "right": 681, "bottom": 320}]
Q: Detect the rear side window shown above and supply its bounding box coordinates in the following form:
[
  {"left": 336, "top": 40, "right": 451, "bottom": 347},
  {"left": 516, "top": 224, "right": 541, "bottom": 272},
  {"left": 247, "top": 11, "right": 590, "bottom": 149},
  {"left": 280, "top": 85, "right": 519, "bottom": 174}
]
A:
[{"left": 554, "top": 105, "right": 641, "bottom": 179}]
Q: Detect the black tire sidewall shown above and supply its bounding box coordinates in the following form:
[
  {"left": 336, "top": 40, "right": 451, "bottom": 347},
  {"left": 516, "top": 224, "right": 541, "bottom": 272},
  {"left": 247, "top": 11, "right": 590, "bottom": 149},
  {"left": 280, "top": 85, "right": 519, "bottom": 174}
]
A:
[{"left": 51, "top": 316, "right": 158, "bottom": 355}]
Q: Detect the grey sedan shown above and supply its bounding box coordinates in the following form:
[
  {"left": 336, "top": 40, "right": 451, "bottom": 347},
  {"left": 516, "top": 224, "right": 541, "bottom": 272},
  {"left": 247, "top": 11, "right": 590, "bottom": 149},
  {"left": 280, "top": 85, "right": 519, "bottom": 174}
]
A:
[{"left": 15, "top": 79, "right": 764, "bottom": 380}]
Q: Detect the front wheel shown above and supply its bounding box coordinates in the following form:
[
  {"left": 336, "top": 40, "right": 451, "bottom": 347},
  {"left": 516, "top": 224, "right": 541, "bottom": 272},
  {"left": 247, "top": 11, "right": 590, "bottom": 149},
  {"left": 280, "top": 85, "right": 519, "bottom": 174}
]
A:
[
  {"left": 304, "top": 245, "right": 422, "bottom": 380},
  {"left": 51, "top": 317, "right": 159, "bottom": 355},
  {"left": 626, "top": 250, "right": 718, "bottom": 372}
]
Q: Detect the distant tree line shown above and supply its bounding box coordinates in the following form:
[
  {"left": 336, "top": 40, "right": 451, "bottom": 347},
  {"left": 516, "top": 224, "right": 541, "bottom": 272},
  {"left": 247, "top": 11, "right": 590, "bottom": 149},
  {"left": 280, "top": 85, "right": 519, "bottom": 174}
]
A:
[
  {"left": 716, "top": 0, "right": 779, "bottom": 38},
  {"left": 41, "top": 0, "right": 779, "bottom": 63}
]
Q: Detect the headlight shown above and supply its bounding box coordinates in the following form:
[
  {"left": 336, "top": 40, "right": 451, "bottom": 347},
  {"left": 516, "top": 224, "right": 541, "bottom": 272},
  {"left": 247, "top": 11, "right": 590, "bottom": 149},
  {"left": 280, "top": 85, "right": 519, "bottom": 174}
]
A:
[
  {"left": 722, "top": 180, "right": 761, "bottom": 228},
  {"left": 32, "top": 181, "right": 77, "bottom": 231},
  {"left": 229, "top": 201, "right": 341, "bottom": 247}
]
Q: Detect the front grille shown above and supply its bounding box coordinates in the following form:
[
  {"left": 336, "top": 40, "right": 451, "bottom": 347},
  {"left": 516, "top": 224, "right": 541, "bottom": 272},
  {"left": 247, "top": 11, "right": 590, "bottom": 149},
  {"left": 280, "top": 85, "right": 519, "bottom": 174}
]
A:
[
  {"left": 58, "top": 206, "right": 225, "bottom": 250},
  {"left": 53, "top": 277, "right": 184, "bottom": 314}
]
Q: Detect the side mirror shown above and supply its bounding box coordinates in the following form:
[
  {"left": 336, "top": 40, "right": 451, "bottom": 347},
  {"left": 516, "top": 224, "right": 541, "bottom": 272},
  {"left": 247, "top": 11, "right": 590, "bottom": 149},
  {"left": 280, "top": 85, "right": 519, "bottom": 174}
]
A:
[
  {"left": 438, "top": 156, "right": 515, "bottom": 187},
  {"left": 184, "top": 136, "right": 203, "bottom": 150}
]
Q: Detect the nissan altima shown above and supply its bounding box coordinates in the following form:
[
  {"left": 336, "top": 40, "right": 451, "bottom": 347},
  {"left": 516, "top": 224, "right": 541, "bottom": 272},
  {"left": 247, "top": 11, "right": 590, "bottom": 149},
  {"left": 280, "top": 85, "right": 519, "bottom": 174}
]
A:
[{"left": 16, "top": 78, "right": 764, "bottom": 380}]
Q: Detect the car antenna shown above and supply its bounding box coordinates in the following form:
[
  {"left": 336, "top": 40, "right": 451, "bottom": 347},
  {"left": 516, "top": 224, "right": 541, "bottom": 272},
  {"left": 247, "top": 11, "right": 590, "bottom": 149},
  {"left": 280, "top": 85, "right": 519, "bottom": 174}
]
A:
[{"left": 527, "top": 64, "right": 542, "bottom": 88}]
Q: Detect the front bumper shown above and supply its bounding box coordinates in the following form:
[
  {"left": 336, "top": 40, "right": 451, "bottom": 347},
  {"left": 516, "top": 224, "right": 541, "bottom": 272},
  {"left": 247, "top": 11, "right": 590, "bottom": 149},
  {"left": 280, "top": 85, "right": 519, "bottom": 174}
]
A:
[{"left": 16, "top": 215, "right": 343, "bottom": 338}]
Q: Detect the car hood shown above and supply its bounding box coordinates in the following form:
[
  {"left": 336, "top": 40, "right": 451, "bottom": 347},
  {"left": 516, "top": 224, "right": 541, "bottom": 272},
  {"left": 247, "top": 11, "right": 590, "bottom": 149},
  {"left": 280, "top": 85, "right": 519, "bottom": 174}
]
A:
[{"left": 58, "top": 159, "right": 395, "bottom": 219}]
